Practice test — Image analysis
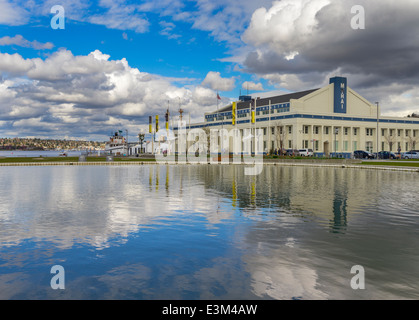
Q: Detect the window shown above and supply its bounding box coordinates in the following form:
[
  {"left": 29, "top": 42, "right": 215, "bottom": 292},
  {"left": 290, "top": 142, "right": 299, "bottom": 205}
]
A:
[
  {"left": 344, "top": 128, "right": 349, "bottom": 135},
  {"left": 279, "top": 126, "right": 283, "bottom": 134},
  {"left": 314, "top": 126, "right": 319, "bottom": 135},
  {"left": 353, "top": 141, "right": 358, "bottom": 151},
  {"left": 325, "top": 127, "right": 330, "bottom": 135},
  {"left": 382, "top": 129, "right": 385, "bottom": 136},
  {"left": 288, "top": 126, "right": 292, "bottom": 134},
  {"left": 302, "top": 140, "right": 309, "bottom": 148},
  {"left": 353, "top": 128, "right": 358, "bottom": 136},
  {"left": 303, "top": 126, "right": 309, "bottom": 134},
  {"left": 398, "top": 129, "right": 401, "bottom": 137},
  {"left": 315, "top": 140, "right": 319, "bottom": 151},
  {"left": 263, "top": 128, "right": 267, "bottom": 135},
  {"left": 288, "top": 140, "right": 292, "bottom": 148},
  {"left": 406, "top": 130, "right": 410, "bottom": 137},
  {"left": 366, "top": 128, "right": 373, "bottom": 136},
  {"left": 344, "top": 141, "right": 348, "bottom": 151},
  {"left": 382, "top": 142, "right": 385, "bottom": 151},
  {"left": 271, "top": 127, "right": 275, "bottom": 135},
  {"left": 366, "top": 141, "right": 373, "bottom": 153},
  {"left": 389, "top": 129, "right": 393, "bottom": 136}
]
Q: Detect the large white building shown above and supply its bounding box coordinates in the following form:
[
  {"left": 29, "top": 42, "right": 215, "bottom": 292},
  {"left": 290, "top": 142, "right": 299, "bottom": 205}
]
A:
[{"left": 174, "top": 77, "right": 419, "bottom": 158}]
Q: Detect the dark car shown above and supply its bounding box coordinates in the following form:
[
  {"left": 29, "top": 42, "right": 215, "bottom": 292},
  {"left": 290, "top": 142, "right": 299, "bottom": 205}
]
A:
[
  {"left": 353, "top": 150, "right": 374, "bottom": 159},
  {"left": 377, "top": 151, "right": 397, "bottom": 159}
]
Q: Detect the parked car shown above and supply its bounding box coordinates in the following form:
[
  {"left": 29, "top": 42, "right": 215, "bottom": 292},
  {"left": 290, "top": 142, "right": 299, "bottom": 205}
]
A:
[
  {"left": 298, "top": 149, "right": 314, "bottom": 156},
  {"left": 402, "top": 151, "right": 419, "bottom": 159},
  {"left": 377, "top": 151, "right": 397, "bottom": 159},
  {"left": 353, "top": 150, "right": 375, "bottom": 159},
  {"left": 286, "top": 149, "right": 300, "bottom": 156}
]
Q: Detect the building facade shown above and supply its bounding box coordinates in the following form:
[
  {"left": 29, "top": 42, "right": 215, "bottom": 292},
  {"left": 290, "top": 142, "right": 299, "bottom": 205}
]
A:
[{"left": 174, "top": 77, "right": 419, "bottom": 158}]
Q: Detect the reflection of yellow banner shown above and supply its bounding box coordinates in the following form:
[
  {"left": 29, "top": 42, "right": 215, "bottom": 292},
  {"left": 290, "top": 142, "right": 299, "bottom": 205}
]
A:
[
  {"left": 232, "top": 178, "right": 237, "bottom": 208},
  {"left": 251, "top": 179, "right": 256, "bottom": 206},
  {"left": 149, "top": 124, "right": 152, "bottom": 133},
  {"left": 166, "top": 122, "right": 169, "bottom": 130},
  {"left": 156, "top": 115, "right": 159, "bottom": 132},
  {"left": 251, "top": 110, "right": 255, "bottom": 124},
  {"left": 232, "top": 102, "right": 236, "bottom": 125}
]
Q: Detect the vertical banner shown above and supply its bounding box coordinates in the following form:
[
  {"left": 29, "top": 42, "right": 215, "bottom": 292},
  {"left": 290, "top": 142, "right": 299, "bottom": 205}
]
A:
[
  {"left": 165, "top": 109, "right": 169, "bottom": 131},
  {"left": 232, "top": 101, "right": 236, "bottom": 125},
  {"left": 149, "top": 116, "right": 152, "bottom": 133},
  {"left": 155, "top": 115, "right": 159, "bottom": 132},
  {"left": 253, "top": 99, "right": 257, "bottom": 124}
]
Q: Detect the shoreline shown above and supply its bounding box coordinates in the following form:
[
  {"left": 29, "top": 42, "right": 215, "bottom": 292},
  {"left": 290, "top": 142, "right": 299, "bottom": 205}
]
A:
[{"left": 1, "top": 160, "right": 418, "bottom": 173}]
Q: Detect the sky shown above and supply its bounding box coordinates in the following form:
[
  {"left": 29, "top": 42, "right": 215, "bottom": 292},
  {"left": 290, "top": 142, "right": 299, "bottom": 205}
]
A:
[{"left": 0, "top": 0, "right": 419, "bottom": 142}]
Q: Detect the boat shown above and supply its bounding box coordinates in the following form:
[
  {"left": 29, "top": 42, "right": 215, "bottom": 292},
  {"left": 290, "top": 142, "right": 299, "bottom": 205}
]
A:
[{"left": 105, "top": 130, "right": 128, "bottom": 155}]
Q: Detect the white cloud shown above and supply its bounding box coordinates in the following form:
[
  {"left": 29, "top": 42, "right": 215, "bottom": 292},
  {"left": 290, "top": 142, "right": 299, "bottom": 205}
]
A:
[
  {"left": 201, "top": 71, "right": 235, "bottom": 91},
  {"left": 0, "top": 34, "right": 54, "bottom": 50},
  {"left": 0, "top": 49, "right": 222, "bottom": 139},
  {"left": 242, "top": 0, "right": 331, "bottom": 58},
  {"left": 241, "top": 81, "right": 264, "bottom": 92},
  {"left": 0, "top": 0, "right": 29, "bottom": 25},
  {"left": 88, "top": 0, "right": 150, "bottom": 33}
]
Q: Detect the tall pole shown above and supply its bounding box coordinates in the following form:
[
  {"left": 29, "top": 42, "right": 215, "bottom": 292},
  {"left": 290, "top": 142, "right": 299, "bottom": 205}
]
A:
[
  {"left": 126, "top": 129, "right": 128, "bottom": 156},
  {"left": 376, "top": 102, "right": 379, "bottom": 158},
  {"left": 268, "top": 99, "right": 271, "bottom": 154}
]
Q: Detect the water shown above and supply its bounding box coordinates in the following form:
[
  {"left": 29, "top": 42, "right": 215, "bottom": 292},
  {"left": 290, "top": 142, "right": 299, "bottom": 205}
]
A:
[
  {"left": 0, "top": 150, "right": 83, "bottom": 157},
  {"left": 0, "top": 164, "right": 418, "bottom": 300}
]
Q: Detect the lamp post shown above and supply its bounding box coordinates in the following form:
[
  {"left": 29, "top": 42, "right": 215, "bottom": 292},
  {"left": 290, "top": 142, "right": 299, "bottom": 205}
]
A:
[
  {"left": 138, "top": 132, "right": 145, "bottom": 154},
  {"left": 334, "top": 127, "right": 339, "bottom": 157}
]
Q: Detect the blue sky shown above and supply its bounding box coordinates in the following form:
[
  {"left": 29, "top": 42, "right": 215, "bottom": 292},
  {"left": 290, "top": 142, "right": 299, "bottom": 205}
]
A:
[{"left": 1, "top": 0, "right": 419, "bottom": 141}]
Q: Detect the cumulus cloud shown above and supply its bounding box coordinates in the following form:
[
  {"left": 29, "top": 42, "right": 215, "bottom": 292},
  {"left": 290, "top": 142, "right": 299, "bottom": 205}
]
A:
[
  {"left": 0, "top": 49, "right": 222, "bottom": 139},
  {"left": 201, "top": 71, "right": 235, "bottom": 91},
  {"left": 236, "top": 0, "right": 419, "bottom": 116},
  {"left": 242, "top": 81, "right": 264, "bottom": 92}
]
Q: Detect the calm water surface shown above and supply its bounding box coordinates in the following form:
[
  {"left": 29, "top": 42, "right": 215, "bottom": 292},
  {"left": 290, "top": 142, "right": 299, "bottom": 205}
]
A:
[{"left": 0, "top": 165, "right": 418, "bottom": 299}]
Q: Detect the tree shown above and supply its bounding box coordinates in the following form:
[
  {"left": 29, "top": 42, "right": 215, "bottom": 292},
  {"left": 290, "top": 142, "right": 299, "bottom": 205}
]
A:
[
  {"left": 383, "top": 133, "right": 396, "bottom": 152},
  {"left": 273, "top": 121, "right": 287, "bottom": 155},
  {"left": 405, "top": 134, "right": 419, "bottom": 152}
]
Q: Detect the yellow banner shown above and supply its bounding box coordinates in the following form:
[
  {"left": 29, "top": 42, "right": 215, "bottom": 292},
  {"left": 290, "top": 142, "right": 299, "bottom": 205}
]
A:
[
  {"left": 251, "top": 110, "right": 255, "bottom": 124},
  {"left": 155, "top": 115, "right": 159, "bottom": 132},
  {"left": 149, "top": 116, "right": 152, "bottom": 133},
  {"left": 232, "top": 102, "right": 236, "bottom": 125}
]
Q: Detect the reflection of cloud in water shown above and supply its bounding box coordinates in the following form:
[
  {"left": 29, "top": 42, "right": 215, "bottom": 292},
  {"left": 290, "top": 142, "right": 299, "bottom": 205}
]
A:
[
  {"left": 244, "top": 242, "right": 328, "bottom": 300},
  {"left": 0, "top": 166, "right": 224, "bottom": 250}
]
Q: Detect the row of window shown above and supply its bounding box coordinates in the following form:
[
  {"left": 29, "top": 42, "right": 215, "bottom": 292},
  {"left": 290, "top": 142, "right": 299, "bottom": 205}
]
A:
[
  {"left": 301, "top": 126, "right": 418, "bottom": 137},
  {"left": 206, "top": 107, "right": 291, "bottom": 121}
]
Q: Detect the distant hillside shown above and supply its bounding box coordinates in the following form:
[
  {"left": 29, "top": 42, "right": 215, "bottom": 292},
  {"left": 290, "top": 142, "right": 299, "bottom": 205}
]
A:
[{"left": 0, "top": 137, "right": 105, "bottom": 150}]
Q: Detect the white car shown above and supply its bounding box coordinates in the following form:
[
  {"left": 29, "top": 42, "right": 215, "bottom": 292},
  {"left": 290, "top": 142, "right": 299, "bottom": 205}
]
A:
[
  {"left": 298, "top": 148, "right": 314, "bottom": 156},
  {"left": 402, "top": 151, "right": 419, "bottom": 159}
]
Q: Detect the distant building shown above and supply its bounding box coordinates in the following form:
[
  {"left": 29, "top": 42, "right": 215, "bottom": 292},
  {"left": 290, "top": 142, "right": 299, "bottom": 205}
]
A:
[{"left": 173, "top": 77, "right": 419, "bottom": 157}]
